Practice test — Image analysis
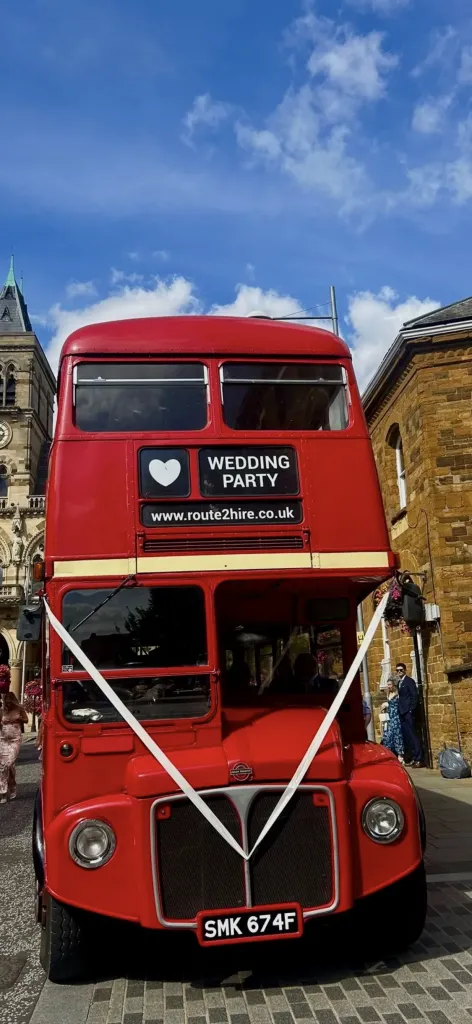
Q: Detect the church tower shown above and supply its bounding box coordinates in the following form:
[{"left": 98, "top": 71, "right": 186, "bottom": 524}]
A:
[{"left": 0, "top": 258, "right": 55, "bottom": 695}]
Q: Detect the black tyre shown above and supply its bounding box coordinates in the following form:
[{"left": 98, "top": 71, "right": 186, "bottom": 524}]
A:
[
  {"left": 354, "top": 861, "right": 427, "bottom": 957},
  {"left": 40, "top": 894, "right": 89, "bottom": 983}
]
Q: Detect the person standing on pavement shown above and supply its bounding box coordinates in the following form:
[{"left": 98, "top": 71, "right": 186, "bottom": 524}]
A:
[
  {"left": 362, "top": 699, "right": 372, "bottom": 731},
  {"left": 396, "top": 662, "right": 423, "bottom": 767},
  {"left": 380, "top": 678, "right": 405, "bottom": 762},
  {"left": 0, "top": 692, "right": 28, "bottom": 803}
]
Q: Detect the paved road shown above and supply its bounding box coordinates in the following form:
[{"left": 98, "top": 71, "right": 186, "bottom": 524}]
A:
[
  {"left": 0, "top": 741, "right": 44, "bottom": 1024},
  {"left": 4, "top": 753, "right": 472, "bottom": 1024}
]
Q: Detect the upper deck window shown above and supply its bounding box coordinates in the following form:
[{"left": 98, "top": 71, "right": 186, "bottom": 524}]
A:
[
  {"left": 74, "top": 362, "right": 207, "bottom": 432},
  {"left": 221, "top": 363, "right": 348, "bottom": 431}
]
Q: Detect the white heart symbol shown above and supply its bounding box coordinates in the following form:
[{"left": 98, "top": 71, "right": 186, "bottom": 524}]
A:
[{"left": 149, "top": 459, "right": 181, "bottom": 487}]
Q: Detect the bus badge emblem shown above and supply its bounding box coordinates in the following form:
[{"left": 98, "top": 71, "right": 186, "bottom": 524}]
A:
[{"left": 230, "top": 762, "right": 253, "bottom": 783}]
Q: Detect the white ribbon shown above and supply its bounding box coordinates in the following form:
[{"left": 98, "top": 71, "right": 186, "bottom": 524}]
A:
[{"left": 44, "top": 590, "right": 389, "bottom": 861}]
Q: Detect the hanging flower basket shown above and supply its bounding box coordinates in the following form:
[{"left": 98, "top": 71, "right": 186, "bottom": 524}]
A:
[
  {"left": 24, "top": 679, "right": 43, "bottom": 716},
  {"left": 373, "top": 578, "right": 413, "bottom": 634}
]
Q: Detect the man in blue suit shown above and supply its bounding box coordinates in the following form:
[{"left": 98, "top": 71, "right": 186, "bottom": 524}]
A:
[{"left": 396, "top": 662, "right": 423, "bottom": 767}]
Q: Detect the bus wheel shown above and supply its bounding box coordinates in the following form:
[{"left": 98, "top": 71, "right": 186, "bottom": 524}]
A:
[
  {"left": 355, "top": 862, "right": 427, "bottom": 957},
  {"left": 40, "top": 894, "right": 89, "bottom": 983}
]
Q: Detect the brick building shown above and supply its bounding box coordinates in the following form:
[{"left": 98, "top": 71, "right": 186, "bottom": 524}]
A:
[{"left": 362, "top": 296, "right": 472, "bottom": 760}]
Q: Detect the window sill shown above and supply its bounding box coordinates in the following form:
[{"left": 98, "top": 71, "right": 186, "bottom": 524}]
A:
[
  {"left": 391, "top": 508, "right": 407, "bottom": 526},
  {"left": 446, "top": 662, "right": 472, "bottom": 678}
]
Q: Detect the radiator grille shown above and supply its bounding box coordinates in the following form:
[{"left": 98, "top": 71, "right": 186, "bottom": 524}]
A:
[
  {"left": 156, "top": 796, "right": 245, "bottom": 919},
  {"left": 154, "top": 788, "right": 334, "bottom": 923},
  {"left": 143, "top": 535, "right": 304, "bottom": 553},
  {"left": 248, "top": 792, "right": 333, "bottom": 909}
]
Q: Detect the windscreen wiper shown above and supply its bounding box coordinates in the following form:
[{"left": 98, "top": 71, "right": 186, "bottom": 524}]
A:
[{"left": 69, "top": 574, "right": 137, "bottom": 633}]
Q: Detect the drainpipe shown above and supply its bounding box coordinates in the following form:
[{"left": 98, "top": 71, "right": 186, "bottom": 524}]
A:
[{"left": 357, "top": 605, "right": 375, "bottom": 741}]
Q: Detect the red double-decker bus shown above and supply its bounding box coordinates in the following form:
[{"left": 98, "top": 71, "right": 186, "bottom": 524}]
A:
[{"left": 26, "top": 315, "right": 426, "bottom": 981}]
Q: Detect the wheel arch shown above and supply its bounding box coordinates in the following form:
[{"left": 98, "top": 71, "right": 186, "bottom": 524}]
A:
[{"left": 32, "top": 787, "right": 45, "bottom": 887}]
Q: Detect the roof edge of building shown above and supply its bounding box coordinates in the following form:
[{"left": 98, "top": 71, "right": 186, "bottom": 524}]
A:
[{"left": 362, "top": 317, "right": 472, "bottom": 418}]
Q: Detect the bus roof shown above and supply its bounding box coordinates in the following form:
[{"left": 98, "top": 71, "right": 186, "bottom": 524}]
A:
[{"left": 60, "top": 316, "right": 351, "bottom": 364}]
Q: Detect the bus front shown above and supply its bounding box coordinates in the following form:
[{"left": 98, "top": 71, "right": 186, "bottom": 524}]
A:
[{"left": 34, "top": 315, "right": 426, "bottom": 981}]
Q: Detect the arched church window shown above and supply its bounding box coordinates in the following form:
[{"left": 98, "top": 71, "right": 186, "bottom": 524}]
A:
[
  {"left": 0, "top": 464, "right": 8, "bottom": 498},
  {"left": 1, "top": 307, "right": 12, "bottom": 322},
  {"left": 5, "top": 373, "right": 16, "bottom": 407},
  {"left": 387, "top": 424, "right": 407, "bottom": 510}
]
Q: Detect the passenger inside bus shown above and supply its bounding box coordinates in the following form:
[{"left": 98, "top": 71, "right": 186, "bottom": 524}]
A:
[
  {"left": 290, "top": 653, "right": 338, "bottom": 696},
  {"left": 216, "top": 580, "right": 353, "bottom": 713}
]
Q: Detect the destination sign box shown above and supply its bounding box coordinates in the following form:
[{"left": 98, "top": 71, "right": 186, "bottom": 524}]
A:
[
  {"left": 141, "top": 500, "right": 303, "bottom": 528},
  {"left": 199, "top": 447, "right": 299, "bottom": 497}
]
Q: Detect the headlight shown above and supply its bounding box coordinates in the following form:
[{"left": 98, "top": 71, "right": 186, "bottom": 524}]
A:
[
  {"left": 69, "top": 819, "right": 116, "bottom": 869},
  {"left": 362, "top": 798, "right": 404, "bottom": 844}
]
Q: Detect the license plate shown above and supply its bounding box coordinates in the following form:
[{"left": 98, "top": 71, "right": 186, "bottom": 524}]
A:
[{"left": 197, "top": 904, "right": 302, "bottom": 946}]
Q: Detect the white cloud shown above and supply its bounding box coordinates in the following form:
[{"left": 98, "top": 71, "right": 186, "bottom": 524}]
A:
[
  {"left": 45, "top": 279, "right": 305, "bottom": 374},
  {"left": 348, "top": 0, "right": 410, "bottom": 11},
  {"left": 30, "top": 313, "right": 50, "bottom": 328},
  {"left": 45, "top": 272, "right": 440, "bottom": 399},
  {"left": 412, "top": 27, "right": 457, "bottom": 78},
  {"left": 447, "top": 158, "right": 472, "bottom": 203},
  {"left": 235, "top": 13, "right": 397, "bottom": 210},
  {"left": 412, "top": 94, "right": 453, "bottom": 134},
  {"left": 182, "top": 93, "right": 232, "bottom": 145},
  {"left": 46, "top": 277, "right": 201, "bottom": 373},
  {"left": 458, "top": 44, "right": 472, "bottom": 84},
  {"left": 346, "top": 286, "right": 439, "bottom": 389},
  {"left": 308, "top": 29, "right": 397, "bottom": 102},
  {"left": 210, "top": 285, "right": 302, "bottom": 320},
  {"left": 66, "top": 280, "right": 97, "bottom": 299},
  {"left": 236, "top": 87, "right": 366, "bottom": 208},
  {"left": 405, "top": 163, "right": 445, "bottom": 206},
  {"left": 405, "top": 112, "right": 472, "bottom": 207},
  {"left": 127, "top": 251, "right": 139, "bottom": 261},
  {"left": 153, "top": 250, "right": 169, "bottom": 261},
  {"left": 110, "top": 267, "right": 143, "bottom": 285}
]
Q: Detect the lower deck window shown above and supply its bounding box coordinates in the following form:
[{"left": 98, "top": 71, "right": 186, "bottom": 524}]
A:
[
  {"left": 62, "top": 675, "right": 211, "bottom": 723},
  {"left": 61, "top": 585, "right": 207, "bottom": 670}
]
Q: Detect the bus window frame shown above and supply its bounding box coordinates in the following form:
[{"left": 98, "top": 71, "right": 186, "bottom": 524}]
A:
[
  {"left": 217, "top": 359, "right": 352, "bottom": 434},
  {"left": 50, "top": 578, "right": 219, "bottom": 732},
  {"left": 69, "top": 358, "right": 213, "bottom": 437},
  {"left": 57, "top": 355, "right": 360, "bottom": 441}
]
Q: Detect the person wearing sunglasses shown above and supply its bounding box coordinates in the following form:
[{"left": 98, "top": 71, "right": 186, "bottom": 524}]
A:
[{"left": 396, "top": 662, "right": 423, "bottom": 767}]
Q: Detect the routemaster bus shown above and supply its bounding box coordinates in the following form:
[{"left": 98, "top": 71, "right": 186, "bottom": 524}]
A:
[{"left": 24, "top": 315, "right": 426, "bottom": 981}]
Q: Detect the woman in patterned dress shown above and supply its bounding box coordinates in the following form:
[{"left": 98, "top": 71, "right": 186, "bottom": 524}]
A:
[
  {"left": 0, "top": 692, "right": 28, "bottom": 803},
  {"left": 381, "top": 678, "right": 405, "bottom": 763}
]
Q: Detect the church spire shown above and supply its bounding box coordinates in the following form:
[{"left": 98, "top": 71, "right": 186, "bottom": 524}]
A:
[
  {"left": 4, "top": 256, "right": 16, "bottom": 288},
  {"left": 0, "top": 256, "right": 32, "bottom": 334}
]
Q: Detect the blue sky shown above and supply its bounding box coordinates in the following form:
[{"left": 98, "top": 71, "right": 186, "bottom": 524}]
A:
[{"left": 3, "top": 0, "right": 472, "bottom": 386}]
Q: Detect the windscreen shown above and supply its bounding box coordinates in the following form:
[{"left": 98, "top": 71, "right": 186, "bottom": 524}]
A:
[
  {"left": 221, "top": 363, "right": 348, "bottom": 431},
  {"left": 61, "top": 585, "right": 207, "bottom": 670},
  {"left": 74, "top": 362, "right": 207, "bottom": 432}
]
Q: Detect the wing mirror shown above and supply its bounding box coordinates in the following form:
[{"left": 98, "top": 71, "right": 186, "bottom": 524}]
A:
[{"left": 17, "top": 604, "right": 43, "bottom": 642}]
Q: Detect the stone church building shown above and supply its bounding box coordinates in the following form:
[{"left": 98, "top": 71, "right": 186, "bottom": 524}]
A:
[
  {"left": 0, "top": 258, "right": 54, "bottom": 696},
  {"left": 362, "top": 295, "right": 472, "bottom": 761}
]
